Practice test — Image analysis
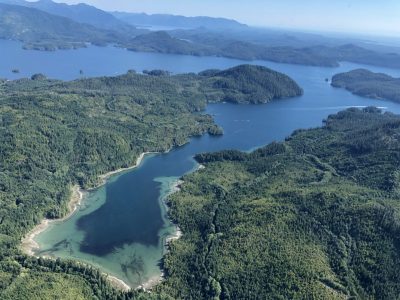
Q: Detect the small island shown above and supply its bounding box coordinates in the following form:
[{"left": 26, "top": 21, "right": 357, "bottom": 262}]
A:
[{"left": 331, "top": 69, "right": 400, "bottom": 103}]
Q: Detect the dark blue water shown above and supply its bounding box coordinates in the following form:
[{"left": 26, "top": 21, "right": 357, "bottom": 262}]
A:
[
  {"left": 1, "top": 40, "right": 249, "bottom": 80},
  {"left": 3, "top": 39, "right": 400, "bottom": 81},
  {"left": 9, "top": 39, "right": 399, "bottom": 287},
  {"left": 77, "top": 161, "right": 164, "bottom": 256}
]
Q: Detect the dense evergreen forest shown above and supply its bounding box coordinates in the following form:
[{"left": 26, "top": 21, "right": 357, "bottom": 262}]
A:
[
  {"left": 0, "top": 65, "right": 301, "bottom": 298},
  {"left": 332, "top": 69, "right": 400, "bottom": 103},
  {"left": 156, "top": 108, "right": 400, "bottom": 299}
]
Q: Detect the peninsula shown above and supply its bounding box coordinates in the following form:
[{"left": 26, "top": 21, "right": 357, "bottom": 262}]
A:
[{"left": 332, "top": 69, "right": 400, "bottom": 103}]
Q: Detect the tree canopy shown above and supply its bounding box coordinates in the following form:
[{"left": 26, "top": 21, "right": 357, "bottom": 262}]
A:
[
  {"left": 0, "top": 65, "right": 300, "bottom": 298},
  {"left": 157, "top": 108, "right": 400, "bottom": 299}
]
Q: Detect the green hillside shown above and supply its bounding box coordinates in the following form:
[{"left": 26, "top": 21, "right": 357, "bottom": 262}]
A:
[
  {"left": 157, "top": 108, "right": 400, "bottom": 299},
  {"left": 332, "top": 69, "right": 400, "bottom": 103},
  {"left": 0, "top": 3, "right": 126, "bottom": 50}
]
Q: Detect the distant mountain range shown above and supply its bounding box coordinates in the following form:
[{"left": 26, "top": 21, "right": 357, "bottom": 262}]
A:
[
  {"left": 0, "top": 2, "right": 132, "bottom": 50},
  {"left": 0, "top": 0, "right": 140, "bottom": 33},
  {"left": 0, "top": 0, "right": 248, "bottom": 31},
  {"left": 112, "top": 11, "right": 248, "bottom": 30},
  {"left": 1, "top": 0, "right": 400, "bottom": 69}
]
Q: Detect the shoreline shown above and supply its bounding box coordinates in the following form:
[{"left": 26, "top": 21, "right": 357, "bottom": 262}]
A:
[
  {"left": 164, "top": 179, "right": 184, "bottom": 245},
  {"left": 96, "top": 152, "right": 155, "bottom": 188},
  {"left": 139, "top": 274, "right": 164, "bottom": 291},
  {"left": 106, "top": 274, "right": 131, "bottom": 292},
  {"left": 20, "top": 150, "right": 188, "bottom": 292},
  {"left": 20, "top": 152, "right": 154, "bottom": 291},
  {"left": 20, "top": 184, "right": 84, "bottom": 256},
  {"left": 138, "top": 178, "right": 185, "bottom": 291}
]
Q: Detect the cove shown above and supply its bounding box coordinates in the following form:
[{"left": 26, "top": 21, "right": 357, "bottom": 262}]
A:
[{"left": 5, "top": 40, "right": 400, "bottom": 288}]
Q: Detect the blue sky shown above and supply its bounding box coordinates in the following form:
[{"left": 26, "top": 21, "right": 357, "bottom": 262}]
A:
[{"left": 54, "top": 0, "right": 400, "bottom": 36}]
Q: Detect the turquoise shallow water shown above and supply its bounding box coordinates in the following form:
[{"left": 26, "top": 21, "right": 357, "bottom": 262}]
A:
[{"left": 4, "top": 40, "right": 400, "bottom": 287}]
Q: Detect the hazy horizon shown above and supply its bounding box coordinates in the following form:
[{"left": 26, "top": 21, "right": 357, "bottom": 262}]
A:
[{"left": 41, "top": 0, "right": 400, "bottom": 38}]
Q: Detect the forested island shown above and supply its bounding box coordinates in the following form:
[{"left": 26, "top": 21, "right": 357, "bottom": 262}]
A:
[
  {"left": 2, "top": 1, "right": 400, "bottom": 69},
  {"left": 332, "top": 69, "right": 400, "bottom": 103},
  {"left": 0, "top": 65, "right": 301, "bottom": 298},
  {"left": 156, "top": 107, "right": 400, "bottom": 299}
]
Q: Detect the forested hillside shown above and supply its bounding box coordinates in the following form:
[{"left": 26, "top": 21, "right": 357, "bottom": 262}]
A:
[
  {"left": 5, "top": 0, "right": 137, "bottom": 31},
  {"left": 0, "top": 3, "right": 130, "bottom": 50},
  {"left": 112, "top": 11, "right": 247, "bottom": 30},
  {"left": 157, "top": 108, "right": 400, "bottom": 299},
  {"left": 0, "top": 65, "right": 301, "bottom": 298},
  {"left": 332, "top": 69, "right": 400, "bottom": 103},
  {"left": 125, "top": 31, "right": 214, "bottom": 56}
]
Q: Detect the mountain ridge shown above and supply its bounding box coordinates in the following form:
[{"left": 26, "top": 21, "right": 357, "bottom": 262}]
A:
[
  {"left": 0, "top": 2, "right": 130, "bottom": 50},
  {"left": 112, "top": 11, "right": 248, "bottom": 30},
  {"left": 0, "top": 0, "right": 141, "bottom": 32}
]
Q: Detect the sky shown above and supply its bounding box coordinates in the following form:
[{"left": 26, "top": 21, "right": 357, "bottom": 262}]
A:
[{"left": 52, "top": 0, "right": 400, "bottom": 37}]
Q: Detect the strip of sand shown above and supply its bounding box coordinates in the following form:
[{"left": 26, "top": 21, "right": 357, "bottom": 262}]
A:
[
  {"left": 135, "top": 178, "right": 185, "bottom": 291},
  {"left": 106, "top": 274, "right": 131, "bottom": 292},
  {"left": 20, "top": 185, "right": 84, "bottom": 256},
  {"left": 139, "top": 274, "right": 164, "bottom": 291},
  {"left": 96, "top": 152, "right": 154, "bottom": 187}
]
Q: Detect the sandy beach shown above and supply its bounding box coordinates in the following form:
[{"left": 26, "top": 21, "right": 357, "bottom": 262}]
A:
[
  {"left": 166, "top": 226, "right": 183, "bottom": 245},
  {"left": 139, "top": 274, "right": 164, "bottom": 291},
  {"left": 106, "top": 274, "right": 131, "bottom": 292},
  {"left": 20, "top": 185, "right": 84, "bottom": 256},
  {"left": 171, "top": 179, "right": 184, "bottom": 193},
  {"left": 164, "top": 179, "right": 184, "bottom": 246}
]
